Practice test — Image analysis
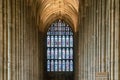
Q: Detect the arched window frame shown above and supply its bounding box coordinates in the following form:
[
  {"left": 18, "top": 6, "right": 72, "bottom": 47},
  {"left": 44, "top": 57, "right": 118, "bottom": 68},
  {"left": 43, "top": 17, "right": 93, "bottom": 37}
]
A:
[{"left": 46, "top": 20, "right": 74, "bottom": 72}]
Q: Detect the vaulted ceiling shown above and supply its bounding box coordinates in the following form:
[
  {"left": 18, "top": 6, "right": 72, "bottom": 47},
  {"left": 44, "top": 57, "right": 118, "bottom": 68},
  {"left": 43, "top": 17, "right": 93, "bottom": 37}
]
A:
[{"left": 27, "top": 0, "right": 79, "bottom": 32}]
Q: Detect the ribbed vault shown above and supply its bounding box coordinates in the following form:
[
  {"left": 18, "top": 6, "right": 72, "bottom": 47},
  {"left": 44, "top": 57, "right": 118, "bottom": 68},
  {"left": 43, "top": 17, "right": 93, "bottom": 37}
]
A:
[{"left": 27, "top": 0, "right": 79, "bottom": 32}]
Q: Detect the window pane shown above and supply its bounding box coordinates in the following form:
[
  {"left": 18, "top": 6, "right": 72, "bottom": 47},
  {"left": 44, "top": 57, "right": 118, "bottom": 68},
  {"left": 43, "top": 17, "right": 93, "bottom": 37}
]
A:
[
  {"left": 59, "top": 60, "right": 62, "bottom": 71},
  {"left": 55, "top": 48, "right": 58, "bottom": 59},
  {"left": 70, "top": 60, "right": 73, "bottom": 71},
  {"left": 47, "top": 60, "right": 50, "bottom": 71},
  {"left": 62, "top": 60, "right": 65, "bottom": 71},
  {"left": 66, "top": 36, "right": 69, "bottom": 47},
  {"left": 55, "top": 36, "right": 58, "bottom": 47},
  {"left": 62, "top": 36, "right": 65, "bottom": 47},
  {"left": 62, "top": 48, "right": 65, "bottom": 59},
  {"left": 59, "top": 48, "right": 61, "bottom": 59},
  {"left": 47, "top": 48, "right": 50, "bottom": 59},
  {"left": 66, "top": 48, "right": 69, "bottom": 59},
  {"left": 66, "top": 60, "right": 69, "bottom": 71},
  {"left": 55, "top": 60, "right": 58, "bottom": 71},
  {"left": 70, "top": 48, "right": 73, "bottom": 59},
  {"left": 58, "top": 36, "right": 61, "bottom": 47},
  {"left": 51, "top": 36, "right": 54, "bottom": 47},
  {"left": 51, "top": 60, "right": 54, "bottom": 71},
  {"left": 51, "top": 48, "right": 54, "bottom": 59},
  {"left": 70, "top": 36, "right": 73, "bottom": 47},
  {"left": 47, "top": 36, "right": 50, "bottom": 47}
]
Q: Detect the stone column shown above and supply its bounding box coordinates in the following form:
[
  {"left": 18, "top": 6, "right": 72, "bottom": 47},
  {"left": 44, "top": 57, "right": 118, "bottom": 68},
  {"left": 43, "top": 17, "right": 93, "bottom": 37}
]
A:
[{"left": 0, "top": 0, "right": 3, "bottom": 80}]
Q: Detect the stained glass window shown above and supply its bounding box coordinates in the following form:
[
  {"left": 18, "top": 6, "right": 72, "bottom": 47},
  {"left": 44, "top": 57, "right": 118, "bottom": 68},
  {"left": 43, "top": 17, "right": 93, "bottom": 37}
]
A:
[{"left": 47, "top": 20, "right": 73, "bottom": 72}]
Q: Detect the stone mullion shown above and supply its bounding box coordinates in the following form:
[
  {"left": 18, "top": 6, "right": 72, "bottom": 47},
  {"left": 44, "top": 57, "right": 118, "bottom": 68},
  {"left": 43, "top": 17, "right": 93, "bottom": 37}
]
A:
[
  {"left": 19, "top": 0, "right": 22, "bottom": 79},
  {"left": 83, "top": 26, "right": 86, "bottom": 80},
  {"left": 29, "top": 11, "right": 31, "bottom": 80},
  {"left": 15, "top": 1, "right": 18, "bottom": 79},
  {"left": 14, "top": 0, "right": 17, "bottom": 80},
  {"left": 31, "top": 16, "right": 33, "bottom": 80},
  {"left": 29, "top": 14, "right": 33, "bottom": 80},
  {"left": 90, "top": 0, "right": 94, "bottom": 79},
  {"left": 81, "top": 16, "right": 84, "bottom": 80},
  {"left": 104, "top": 0, "right": 107, "bottom": 72},
  {"left": 3, "top": 0, "right": 8, "bottom": 80},
  {"left": 28, "top": 7, "right": 30, "bottom": 80},
  {"left": 23, "top": 0, "right": 26, "bottom": 79},
  {"left": 83, "top": 18, "right": 85, "bottom": 80},
  {"left": 93, "top": 0, "right": 96, "bottom": 79},
  {"left": 33, "top": 20, "right": 36, "bottom": 80},
  {"left": 84, "top": 4, "right": 87, "bottom": 79},
  {"left": 11, "top": 0, "right": 16, "bottom": 80},
  {"left": 36, "top": 26, "right": 39, "bottom": 80},
  {"left": 105, "top": 0, "right": 111, "bottom": 79},
  {"left": 110, "top": 0, "right": 115, "bottom": 80},
  {"left": 82, "top": 19, "right": 84, "bottom": 80},
  {"left": 96, "top": 0, "right": 99, "bottom": 73},
  {"left": 101, "top": 0, "right": 105, "bottom": 72},
  {"left": 114, "top": 0, "right": 119, "bottom": 80},
  {"left": 0, "top": 0, "right": 3, "bottom": 79},
  {"left": 85, "top": 2, "right": 88, "bottom": 80},
  {"left": 18, "top": 0, "right": 21, "bottom": 79},
  {"left": 20, "top": 0, "right": 23, "bottom": 80},
  {"left": 32, "top": 20, "right": 35, "bottom": 80},
  {"left": 81, "top": 4, "right": 85, "bottom": 80},
  {"left": 86, "top": 0, "right": 92, "bottom": 80},
  {"left": 79, "top": 9, "right": 84, "bottom": 80},
  {"left": 98, "top": 0, "right": 101, "bottom": 72},
  {"left": 82, "top": 4, "right": 85, "bottom": 80},
  {"left": 87, "top": 0, "right": 90, "bottom": 79},
  {"left": 2, "top": 0, "right": 4, "bottom": 80}
]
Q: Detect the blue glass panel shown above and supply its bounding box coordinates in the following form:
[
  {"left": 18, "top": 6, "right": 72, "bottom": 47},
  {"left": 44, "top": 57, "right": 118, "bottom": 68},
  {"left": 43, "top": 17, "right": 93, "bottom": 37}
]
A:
[
  {"left": 51, "top": 48, "right": 54, "bottom": 59},
  {"left": 47, "top": 48, "right": 50, "bottom": 59},
  {"left": 55, "top": 26, "right": 58, "bottom": 35},
  {"left": 59, "top": 60, "right": 61, "bottom": 71},
  {"left": 58, "top": 36, "right": 61, "bottom": 47},
  {"left": 70, "top": 48, "right": 73, "bottom": 59},
  {"left": 66, "top": 48, "right": 69, "bottom": 59},
  {"left": 62, "top": 36, "right": 65, "bottom": 47},
  {"left": 47, "top": 31, "right": 50, "bottom": 35},
  {"left": 59, "top": 48, "right": 61, "bottom": 59},
  {"left": 47, "top": 36, "right": 50, "bottom": 47},
  {"left": 70, "top": 60, "right": 73, "bottom": 71},
  {"left": 62, "top": 48, "right": 65, "bottom": 59},
  {"left": 55, "top": 36, "right": 58, "bottom": 47},
  {"left": 70, "top": 36, "right": 73, "bottom": 47},
  {"left": 66, "top": 27, "right": 69, "bottom": 35},
  {"left": 51, "top": 60, "right": 54, "bottom": 71},
  {"left": 51, "top": 36, "right": 54, "bottom": 47},
  {"left": 66, "top": 36, "right": 69, "bottom": 47},
  {"left": 66, "top": 60, "right": 69, "bottom": 71},
  {"left": 70, "top": 31, "right": 73, "bottom": 35},
  {"left": 51, "top": 26, "right": 54, "bottom": 35},
  {"left": 55, "top": 60, "right": 58, "bottom": 71},
  {"left": 62, "top": 60, "right": 65, "bottom": 71},
  {"left": 47, "top": 60, "right": 50, "bottom": 71},
  {"left": 62, "top": 25, "right": 65, "bottom": 35},
  {"left": 55, "top": 48, "right": 58, "bottom": 59}
]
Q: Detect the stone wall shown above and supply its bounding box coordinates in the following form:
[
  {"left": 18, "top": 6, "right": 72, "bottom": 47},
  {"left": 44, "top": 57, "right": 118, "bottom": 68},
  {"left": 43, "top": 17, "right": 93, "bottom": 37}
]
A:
[
  {"left": 0, "top": 0, "right": 44, "bottom": 80},
  {"left": 78, "top": 0, "right": 120, "bottom": 80}
]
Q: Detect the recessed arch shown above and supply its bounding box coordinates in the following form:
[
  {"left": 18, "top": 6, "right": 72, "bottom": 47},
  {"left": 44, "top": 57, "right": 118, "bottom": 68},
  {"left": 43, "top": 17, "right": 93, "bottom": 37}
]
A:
[{"left": 42, "top": 15, "right": 75, "bottom": 33}]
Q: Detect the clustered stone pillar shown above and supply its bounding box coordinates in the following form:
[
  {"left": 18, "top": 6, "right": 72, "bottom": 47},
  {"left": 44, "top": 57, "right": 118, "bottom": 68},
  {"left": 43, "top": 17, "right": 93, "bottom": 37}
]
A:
[
  {"left": 78, "top": 0, "right": 120, "bottom": 80},
  {"left": 0, "top": 0, "right": 44, "bottom": 80},
  {"left": 0, "top": 0, "right": 3, "bottom": 80}
]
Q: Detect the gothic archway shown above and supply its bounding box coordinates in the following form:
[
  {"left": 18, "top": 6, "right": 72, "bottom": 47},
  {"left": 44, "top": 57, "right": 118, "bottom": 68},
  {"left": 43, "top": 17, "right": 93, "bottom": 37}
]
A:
[{"left": 45, "top": 19, "right": 74, "bottom": 80}]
